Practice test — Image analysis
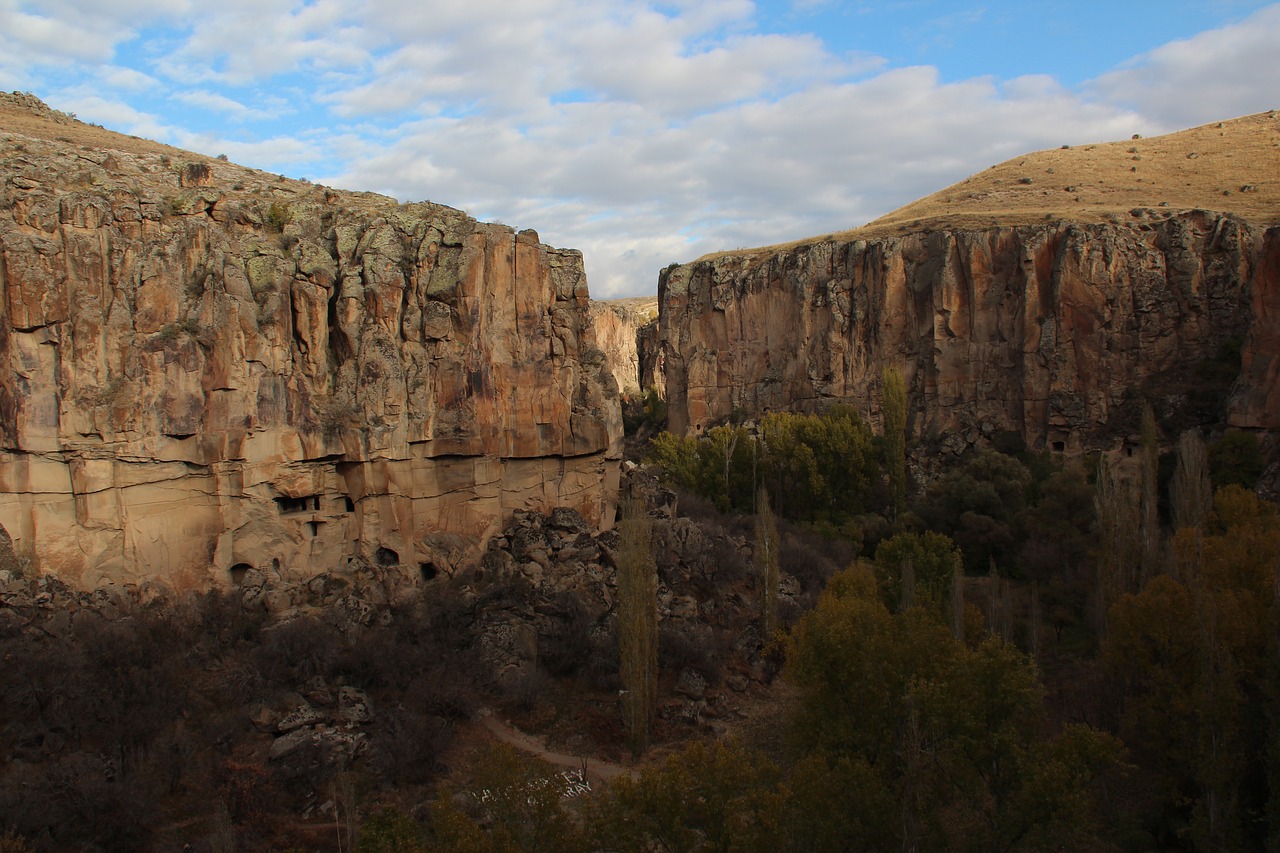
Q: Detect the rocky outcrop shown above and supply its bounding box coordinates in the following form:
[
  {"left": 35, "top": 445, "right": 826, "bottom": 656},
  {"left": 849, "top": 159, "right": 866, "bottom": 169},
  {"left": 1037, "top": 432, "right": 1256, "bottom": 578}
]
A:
[
  {"left": 0, "top": 100, "right": 621, "bottom": 589},
  {"left": 658, "top": 211, "right": 1280, "bottom": 452},
  {"left": 588, "top": 297, "right": 658, "bottom": 397},
  {"left": 1232, "top": 229, "right": 1280, "bottom": 430}
]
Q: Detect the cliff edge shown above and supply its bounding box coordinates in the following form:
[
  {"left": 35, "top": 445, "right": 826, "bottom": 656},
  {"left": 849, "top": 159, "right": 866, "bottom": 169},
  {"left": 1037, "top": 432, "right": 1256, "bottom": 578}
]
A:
[
  {"left": 658, "top": 112, "right": 1280, "bottom": 459},
  {"left": 0, "top": 93, "right": 622, "bottom": 589}
]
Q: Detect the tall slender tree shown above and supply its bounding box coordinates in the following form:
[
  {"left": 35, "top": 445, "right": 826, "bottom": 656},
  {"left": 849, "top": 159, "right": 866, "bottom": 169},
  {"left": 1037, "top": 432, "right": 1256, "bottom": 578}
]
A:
[
  {"left": 617, "top": 498, "right": 658, "bottom": 757},
  {"left": 1171, "top": 429, "right": 1213, "bottom": 533},
  {"left": 882, "top": 368, "right": 908, "bottom": 519},
  {"left": 950, "top": 559, "right": 965, "bottom": 642},
  {"left": 1139, "top": 403, "right": 1162, "bottom": 582},
  {"left": 755, "top": 487, "right": 781, "bottom": 640}
]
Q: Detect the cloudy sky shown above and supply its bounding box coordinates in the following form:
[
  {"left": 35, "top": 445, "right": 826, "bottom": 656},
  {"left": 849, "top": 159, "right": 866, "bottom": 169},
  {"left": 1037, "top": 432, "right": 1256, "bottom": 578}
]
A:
[{"left": 3, "top": 1, "right": 1279, "bottom": 297}]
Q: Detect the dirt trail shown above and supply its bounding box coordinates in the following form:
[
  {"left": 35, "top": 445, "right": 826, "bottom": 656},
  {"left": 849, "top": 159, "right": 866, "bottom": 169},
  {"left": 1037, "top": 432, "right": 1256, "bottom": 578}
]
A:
[{"left": 475, "top": 709, "right": 637, "bottom": 786}]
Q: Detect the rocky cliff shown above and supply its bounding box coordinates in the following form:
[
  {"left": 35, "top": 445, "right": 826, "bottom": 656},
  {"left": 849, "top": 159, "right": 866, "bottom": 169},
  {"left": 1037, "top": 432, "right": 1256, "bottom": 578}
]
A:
[
  {"left": 657, "top": 113, "right": 1280, "bottom": 456},
  {"left": 0, "top": 93, "right": 621, "bottom": 589},
  {"left": 588, "top": 297, "right": 658, "bottom": 397}
]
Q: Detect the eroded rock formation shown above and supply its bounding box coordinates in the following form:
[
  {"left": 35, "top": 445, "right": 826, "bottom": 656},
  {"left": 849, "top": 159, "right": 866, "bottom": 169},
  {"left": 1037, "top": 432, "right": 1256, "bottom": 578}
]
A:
[
  {"left": 588, "top": 297, "right": 658, "bottom": 397},
  {"left": 658, "top": 211, "right": 1280, "bottom": 453},
  {"left": 0, "top": 97, "right": 621, "bottom": 589}
]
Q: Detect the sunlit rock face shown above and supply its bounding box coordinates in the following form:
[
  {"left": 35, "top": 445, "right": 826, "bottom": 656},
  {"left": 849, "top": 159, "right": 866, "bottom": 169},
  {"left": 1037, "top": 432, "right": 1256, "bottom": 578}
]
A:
[
  {"left": 588, "top": 297, "right": 659, "bottom": 397},
  {"left": 658, "top": 213, "right": 1280, "bottom": 453},
  {"left": 0, "top": 111, "right": 621, "bottom": 589}
]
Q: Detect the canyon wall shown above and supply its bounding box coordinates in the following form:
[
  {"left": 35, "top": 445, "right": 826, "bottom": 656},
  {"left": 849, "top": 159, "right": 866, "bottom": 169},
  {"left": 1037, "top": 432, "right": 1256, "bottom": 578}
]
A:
[
  {"left": 588, "top": 297, "right": 658, "bottom": 397},
  {"left": 658, "top": 212, "right": 1280, "bottom": 453},
  {"left": 0, "top": 123, "right": 621, "bottom": 589}
]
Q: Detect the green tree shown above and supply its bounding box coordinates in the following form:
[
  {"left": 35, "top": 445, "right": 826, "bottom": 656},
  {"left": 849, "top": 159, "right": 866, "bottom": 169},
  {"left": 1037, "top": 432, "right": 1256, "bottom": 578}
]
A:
[
  {"left": 589, "top": 740, "right": 781, "bottom": 853},
  {"left": 789, "top": 564, "right": 1122, "bottom": 850},
  {"left": 699, "top": 425, "right": 755, "bottom": 511},
  {"left": 1093, "top": 453, "right": 1142, "bottom": 638},
  {"left": 645, "top": 431, "right": 701, "bottom": 492},
  {"left": 873, "top": 530, "right": 962, "bottom": 615},
  {"left": 776, "top": 754, "right": 897, "bottom": 852},
  {"left": 359, "top": 807, "right": 425, "bottom": 853},
  {"left": 761, "top": 407, "right": 877, "bottom": 524},
  {"left": 616, "top": 499, "right": 658, "bottom": 757},
  {"left": 1171, "top": 430, "right": 1212, "bottom": 533},
  {"left": 1105, "top": 485, "right": 1280, "bottom": 849},
  {"left": 1139, "top": 403, "right": 1162, "bottom": 583},
  {"left": 882, "top": 367, "right": 908, "bottom": 519},
  {"left": 916, "top": 448, "right": 1033, "bottom": 574},
  {"left": 755, "top": 487, "right": 780, "bottom": 640},
  {"left": 1208, "top": 429, "right": 1264, "bottom": 490}
]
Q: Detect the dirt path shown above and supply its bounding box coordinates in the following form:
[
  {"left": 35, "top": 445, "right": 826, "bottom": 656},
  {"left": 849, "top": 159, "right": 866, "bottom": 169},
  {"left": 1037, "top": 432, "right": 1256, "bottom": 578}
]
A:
[{"left": 475, "top": 709, "right": 637, "bottom": 787}]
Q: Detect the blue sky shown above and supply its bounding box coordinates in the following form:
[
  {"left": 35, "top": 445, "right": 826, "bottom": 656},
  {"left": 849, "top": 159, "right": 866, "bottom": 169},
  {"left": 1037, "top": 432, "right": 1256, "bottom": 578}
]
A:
[{"left": 3, "top": 1, "right": 1278, "bottom": 297}]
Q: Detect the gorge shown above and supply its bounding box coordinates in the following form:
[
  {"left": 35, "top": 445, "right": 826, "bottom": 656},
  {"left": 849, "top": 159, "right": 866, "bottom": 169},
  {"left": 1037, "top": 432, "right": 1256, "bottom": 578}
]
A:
[{"left": 3, "top": 95, "right": 1279, "bottom": 590}]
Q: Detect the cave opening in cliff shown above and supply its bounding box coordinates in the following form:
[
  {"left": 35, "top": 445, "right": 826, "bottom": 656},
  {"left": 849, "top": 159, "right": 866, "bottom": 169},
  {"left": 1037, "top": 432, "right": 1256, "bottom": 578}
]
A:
[
  {"left": 419, "top": 562, "right": 438, "bottom": 582},
  {"left": 228, "top": 563, "right": 252, "bottom": 586},
  {"left": 275, "top": 495, "right": 319, "bottom": 514},
  {"left": 1052, "top": 440, "right": 1066, "bottom": 452},
  {"left": 376, "top": 546, "right": 399, "bottom": 567}
]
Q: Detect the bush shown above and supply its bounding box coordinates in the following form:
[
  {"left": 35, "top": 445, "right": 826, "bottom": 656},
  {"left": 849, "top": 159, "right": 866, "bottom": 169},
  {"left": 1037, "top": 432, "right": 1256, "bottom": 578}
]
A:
[
  {"left": 369, "top": 709, "right": 452, "bottom": 785},
  {"left": 1209, "top": 429, "right": 1264, "bottom": 489},
  {"left": 658, "top": 623, "right": 722, "bottom": 684},
  {"left": 538, "top": 591, "right": 606, "bottom": 678},
  {"left": 360, "top": 807, "right": 425, "bottom": 853},
  {"left": 253, "top": 616, "right": 340, "bottom": 685},
  {"left": 264, "top": 201, "right": 289, "bottom": 233}
]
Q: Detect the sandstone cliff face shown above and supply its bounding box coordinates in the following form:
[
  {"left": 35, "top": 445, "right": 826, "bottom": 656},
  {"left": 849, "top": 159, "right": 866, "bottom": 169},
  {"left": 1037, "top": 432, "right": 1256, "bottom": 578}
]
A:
[
  {"left": 0, "top": 111, "right": 621, "bottom": 589},
  {"left": 658, "top": 211, "right": 1279, "bottom": 452},
  {"left": 588, "top": 297, "right": 658, "bottom": 397}
]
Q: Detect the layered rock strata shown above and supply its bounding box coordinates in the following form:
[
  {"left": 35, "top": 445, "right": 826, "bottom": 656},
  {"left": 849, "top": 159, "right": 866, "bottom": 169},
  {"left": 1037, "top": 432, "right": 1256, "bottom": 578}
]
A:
[
  {"left": 658, "top": 211, "right": 1280, "bottom": 452},
  {"left": 0, "top": 101, "right": 621, "bottom": 589}
]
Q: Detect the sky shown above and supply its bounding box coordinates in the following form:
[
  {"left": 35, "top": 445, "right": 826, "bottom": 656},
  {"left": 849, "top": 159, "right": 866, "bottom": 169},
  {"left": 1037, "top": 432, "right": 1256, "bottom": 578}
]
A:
[{"left": 2, "top": 1, "right": 1279, "bottom": 298}]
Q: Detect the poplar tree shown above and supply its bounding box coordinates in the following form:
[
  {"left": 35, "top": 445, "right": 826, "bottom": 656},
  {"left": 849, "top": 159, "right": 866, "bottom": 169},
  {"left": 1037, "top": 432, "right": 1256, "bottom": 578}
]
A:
[
  {"left": 882, "top": 368, "right": 908, "bottom": 519},
  {"left": 1171, "top": 429, "right": 1213, "bottom": 533},
  {"left": 617, "top": 499, "right": 658, "bottom": 757},
  {"left": 1139, "top": 403, "right": 1162, "bottom": 582},
  {"left": 755, "top": 487, "right": 781, "bottom": 640}
]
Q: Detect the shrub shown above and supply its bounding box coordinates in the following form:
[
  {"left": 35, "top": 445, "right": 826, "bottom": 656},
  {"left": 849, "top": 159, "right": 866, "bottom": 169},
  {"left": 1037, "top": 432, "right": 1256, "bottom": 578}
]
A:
[{"left": 265, "top": 201, "right": 289, "bottom": 233}]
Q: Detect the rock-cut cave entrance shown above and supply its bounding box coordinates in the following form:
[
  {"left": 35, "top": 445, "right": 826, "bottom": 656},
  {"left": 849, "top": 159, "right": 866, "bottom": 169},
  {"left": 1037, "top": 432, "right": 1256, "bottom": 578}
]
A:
[{"left": 228, "top": 563, "right": 253, "bottom": 586}]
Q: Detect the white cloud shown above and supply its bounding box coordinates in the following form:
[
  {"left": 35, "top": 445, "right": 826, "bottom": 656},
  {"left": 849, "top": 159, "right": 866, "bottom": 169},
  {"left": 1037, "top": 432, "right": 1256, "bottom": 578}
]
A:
[
  {"left": 1088, "top": 4, "right": 1280, "bottom": 129},
  {"left": 155, "top": 0, "right": 373, "bottom": 85},
  {"left": 172, "top": 89, "right": 278, "bottom": 122},
  {"left": 50, "top": 93, "right": 178, "bottom": 141},
  {"left": 7, "top": 1, "right": 1280, "bottom": 299},
  {"left": 169, "top": 131, "right": 323, "bottom": 169},
  {"left": 99, "top": 66, "right": 161, "bottom": 92},
  {"left": 0, "top": 0, "right": 189, "bottom": 66},
  {"left": 326, "top": 53, "right": 1152, "bottom": 297}
]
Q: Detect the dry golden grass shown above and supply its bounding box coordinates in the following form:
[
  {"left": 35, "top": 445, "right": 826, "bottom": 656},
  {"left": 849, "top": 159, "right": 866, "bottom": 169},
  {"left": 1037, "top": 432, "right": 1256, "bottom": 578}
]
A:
[
  {"left": 7, "top": 92, "right": 1277, "bottom": 269},
  {"left": 0, "top": 91, "right": 396, "bottom": 212},
  {"left": 593, "top": 296, "right": 660, "bottom": 323},
  {"left": 700, "top": 110, "right": 1280, "bottom": 263},
  {"left": 1, "top": 91, "right": 196, "bottom": 159}
]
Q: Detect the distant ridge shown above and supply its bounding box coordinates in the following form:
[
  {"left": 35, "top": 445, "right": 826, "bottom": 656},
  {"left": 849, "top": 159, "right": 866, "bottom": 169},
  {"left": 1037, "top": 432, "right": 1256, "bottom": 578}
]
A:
[{"left": 702, "top": 110, "right": 1280, "bottom": 261}]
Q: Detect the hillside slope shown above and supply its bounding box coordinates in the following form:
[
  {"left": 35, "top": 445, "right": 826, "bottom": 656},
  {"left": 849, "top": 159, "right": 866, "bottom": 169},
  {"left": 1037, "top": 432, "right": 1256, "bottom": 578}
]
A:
[{"left": 658, "top": 112, "right": 1280, "bottom": 469}]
